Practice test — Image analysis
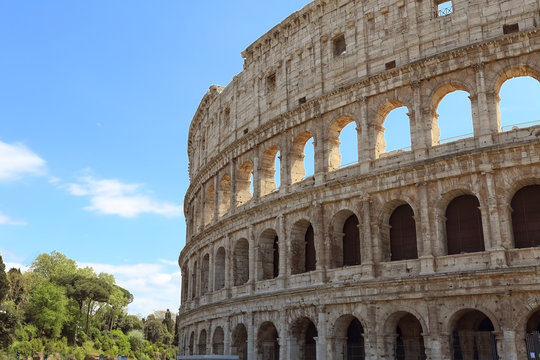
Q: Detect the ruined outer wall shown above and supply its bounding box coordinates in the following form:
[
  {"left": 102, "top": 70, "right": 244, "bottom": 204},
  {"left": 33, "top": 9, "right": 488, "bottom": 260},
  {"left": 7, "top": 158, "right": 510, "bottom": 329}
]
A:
[{"left": 179, "top": 0, "right": 540, "bottom": 359}]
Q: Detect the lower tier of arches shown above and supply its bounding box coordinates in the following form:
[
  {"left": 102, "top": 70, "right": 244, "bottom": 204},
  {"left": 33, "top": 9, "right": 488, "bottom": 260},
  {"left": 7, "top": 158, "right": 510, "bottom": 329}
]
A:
[{"left": 178, "top": 267, "right": 540, "bottom": 360}]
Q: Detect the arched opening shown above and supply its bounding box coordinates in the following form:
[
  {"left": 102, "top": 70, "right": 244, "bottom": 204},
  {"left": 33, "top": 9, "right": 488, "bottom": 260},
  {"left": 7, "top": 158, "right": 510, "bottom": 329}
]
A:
[
  {"left": 330, "top": 210, "right": 361, "bottom": 268},
  {"left": 290, "top": 317, "right": 318, "bottom": 360},
  {"left": 526, "top": 309, "right": 540, "bottom": 359},
  {"left": 237, "top": 161, "right": 253, "bottom": 206},
  {"left": 233, "top": 239, "right": 249, "bottom": 286},
  {"left": 189, "top": 331, "right": 195, "bottom": 355},
  {"left": 204, "top": 184, "right": 215, "bottom": 225},
  {"left": 201, "top": 254, "right": 209, "bottom": 295},
  {"left": 375, "top": 102, "right": 411, "bottom": 158},
  {"left": 196, "top": 192, "right": 203, "bottom": 231},
  {"left": 291, "top": 220, "right": 316, "bottom": 275},
  {"left": 395, "top": 314, "right": 426, "bottom": 360},
  {"left": 212, "top": 327, "right": 224, "bottom": 355},
  {"left": 182, "top": 267, "right": 189, "bottom": 303},
  {"left": 257, "top": 322, "right": 280, "bottom": 360},
  {"left": 450, "top": 310, "right": 497, "bottom": 360},
  {"left": 261, "top": 146, "right": 281, "bottom": 196},
  {"left": 432, "top": 87, "right": 474, "bottom": 145},
  {"left": 389, "top": 204, "right": 418, "bottom": 261},
  {"left": 334, "top": 315, "right": 365, "bottom": 360},
  {"left": 328, "top": 116, "right": 358, "bottom": 171},
  {"left": 275, "top": 151, "right": 281, "bottom": 189},
  {"left": 214, "top": 247, "right": 225, "bottom": 291},
  {"left": 446, "top": 195, "right": 485, "bottom": 255},
  {"left": 218, "top": 174, "right": 231, "bottom": 217},
  {"left": 198, "top": 329, "right": 207, "bottom": 355},
  {"left": 232, "top": 324, "right": 248, "bottom": 360},
  {"left": 498, "top": 75, "right": 540, "bottom": 131},
  {"left": 291, "top": 132, "right": 315, "bottom": 183},
  {"left": 511, "top": 185, "right": 540, "bottom": 248},
  {"left": 191, "top": 261, "right": 197, "bottom": 299},
  {"left": 259, "top": 229, "right": 279, "bottom": 280}
]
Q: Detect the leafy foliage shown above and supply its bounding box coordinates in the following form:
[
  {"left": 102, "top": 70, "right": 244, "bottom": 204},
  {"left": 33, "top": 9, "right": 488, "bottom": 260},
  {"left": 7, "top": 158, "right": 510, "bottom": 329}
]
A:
[{"left": 0, "top": 251, "right": 177, "bottom": 360}]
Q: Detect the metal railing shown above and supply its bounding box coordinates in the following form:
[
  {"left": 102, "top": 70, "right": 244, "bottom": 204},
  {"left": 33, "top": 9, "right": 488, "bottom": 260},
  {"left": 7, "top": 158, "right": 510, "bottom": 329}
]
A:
[
  {"left": 502, "top": 119, "right": 540, "bottom": 131},
  {"left": 438, "top": 5, "right": 453, "bottom": 17}
]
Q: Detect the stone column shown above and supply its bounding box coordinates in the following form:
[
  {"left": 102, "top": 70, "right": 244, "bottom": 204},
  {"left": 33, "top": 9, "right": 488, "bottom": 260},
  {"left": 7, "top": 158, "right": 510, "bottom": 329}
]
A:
[
  {"left": 360, "top": 197, "right": 375, "bottom": 278},
  {"left": 279, "top": 310, "right": 288, "bottom": 360},
  {"left": 474, "top": 63, "right": 498, "bottom": 143},
  {"left": 410, "top": 80, "right": 429, "bottom": 161},
  {"left": 317, "top": 309, "right": 328, "bottom": 360},
  {"left": 314, "top": 202, "right": 328, "bottom": 276},
  {"left": 213, "top": 175, "right": 219, "bottom": 222},
  {"left": 253, "top": 154, "right": 260, "bottom": 201},
  {"left": 247, "top": 313, "right": 255, "bottom": 360},
  {"left": 501, "top": 330, "right": 519, "bottom": 360},
  {"left": 224, "top": 235, "right": 231, "bottom": 295},
  {"left": 230, "top": 160, "right": 237, "bottom": 211},
  {"left": 201, "top": 185, "right": 207, "bottom": 231},
  {"left": 358, "top": 96, "right": 371, "bottom": 167},
  {"left": 278, "top": 215, "right": 288, "bottom": 287},
  {"left": 417, "top": 182, "right": 435, "bottom": 274},
  {"left": 281, "top": 130, "right": 291, "bottom": 189},
  {"left": 208, "top": 244, "right": 215, "bottom": 295},
  {"left": 224, "top": 319, "right": 231, "bottom": 355}
]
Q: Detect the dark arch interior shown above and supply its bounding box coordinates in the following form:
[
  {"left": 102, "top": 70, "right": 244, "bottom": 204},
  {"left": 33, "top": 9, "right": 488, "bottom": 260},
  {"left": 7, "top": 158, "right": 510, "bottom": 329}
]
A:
[
  {"left": 395, "top": 314, "right": 426, "bottom": 360},
  {"left": 451, "top": 310, "right": 496, "bottom": 360},
  {"left": 305, "top": 225, "right": 316, "bottom": 272},
  {"left": 273, "top": 235, "right": 279, "bottom": 278},
  {"left": 257, "top": 322, "right": 279, "bottom": 360},
  {"left": 232, "top": 324, "right": 248, "bottom": 360},
  {"left": 343, "top": 215, "right": 361, "bottom": 266},
  {"left": 511, "top": 185, "right": 540, "bottom": 249},
  {"left": 446, "top": 195, "right": 485, "bottom": 255},
  {"left": 389, "top": 204, "right": 418, "bottom": 261},
  {"left": 304, "top": 322, "right": 318, "bottom": 360},
  {"left": 526, "top": 310, "right": 540, "bottom": 333},
  {"left": 347, "top": 318, "right": 365, "bottom": 360}
]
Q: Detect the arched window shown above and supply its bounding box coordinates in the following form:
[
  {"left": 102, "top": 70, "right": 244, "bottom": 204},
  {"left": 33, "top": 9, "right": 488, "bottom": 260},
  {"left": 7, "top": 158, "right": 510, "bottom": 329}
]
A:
[
  {"left": 347, "top": 319, "right": 365, "bottom": 360},
  {"left": 395, "top": 314, "right": 426, "bottom": 360},
  {"left": 432, "top": 87, "right": 473, "bottom": 144},
  {"left": 499, "top": 75, "right": 540, "bottom": 131},
  {"left": 328, "top": 116, "right": 358, "bottom": 171},
  {"left": 343, "top": 215, "right": 361, "bottom": 266},
  {"left": 218, "top": 174, "right": 231, "bottom": 217},
  {"left": 214, "top": 247, "right": 225, "bottom": 290},
  {"left": 232, "top": 324, "right": 248, "bottom": 360},
  {"left": 389, "top": 204, "right": 418, "bottom": 261},
  {"left": 291, "top": 132, "right": 315, "bottom": 183},
  {"left": 375, "top": 101, "right": 411, "bottom": 158},
  {"left": 212, "top": 327, "right": 224, "bottom": 355},
  {"left": 201, "top": 254, "right": 209, "bottom": 294},
  {"left": 237, "top": 161, "right": 253, "bottom": 206},
  {"left": 446, "top": 195, "right": 485, "bottom": 254},
  {"left": 233, "top": 239, "right": 249, "bottom": 286},
  {"left": 511, "top": 185, "right": 540, "bottom": 248},
  {"left": 451, "top": 310, "right": 497, "bottom": 360},
  {"left": 204, "top": 184, "right": 215, "bottom": 225},
  {"left": 261, "top": 146, "right": 281, "bottom": 196},
  {"left": 199, "top": 329, "right": 207, "bottom": 355},
  {"left": 291, "top": 220, "right": 316, "bottom": 274},
  {"left": 257, "top": 322, "right": 279, "bottom": 360},
  {"left": 258, "top": 229, "right": 279, "bottom": 281},
  {"left": 290, "top": 318, "right": 318, "bottom": 360}
]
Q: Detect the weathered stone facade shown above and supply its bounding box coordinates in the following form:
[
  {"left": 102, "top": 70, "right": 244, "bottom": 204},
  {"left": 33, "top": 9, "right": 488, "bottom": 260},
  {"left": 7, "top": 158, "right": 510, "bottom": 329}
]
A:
[{"left": 178, "top": 0, "right": 540, "bottom": 359}]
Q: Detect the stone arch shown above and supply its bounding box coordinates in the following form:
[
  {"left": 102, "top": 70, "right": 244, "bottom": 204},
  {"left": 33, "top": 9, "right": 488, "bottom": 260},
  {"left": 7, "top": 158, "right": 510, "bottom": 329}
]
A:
[
  {"left": 327, "top": 115, "right": 358, "bottom": 171},
  {"left": 378, "top": 199, "right": 418, "bottom": 262},
  {"left": 232, "top": 323, "right": 248, "bottom": 360},
  {"left": 334, "top": 314, "right": 366, "bottom": 360},
  {"left": 291, "top": 219, "right": 316, "bottom": 274},
  {"left": 261, "top": 145, "right": 281, "bottom": 196},
  {"left": 233, "top": 238, "right": 249, "bottom": 286},
  {"left": 428, "top": 82, "right": 474, "bottom": 145},
  {"left": 289, "top": 317, "right": 318, "bottom": 360},
  {"left": 448, "top": 309, "right": 498, "bottom": 360},
  {"left": 329, "top": 209, "right": 361, "bottom": 268},
  {"left": 218, "top": 173, "right": 231, "bottom": 217},
  {"left": 525, "top": 307, "right": 540, "bottom": 333},
  {"left": 189, "top": 331, "right": 195, "bottom": 355},
  {"left": 510, "top": 184, "right": 540, "bottom": 249},
  {"left": 257, "top": 321, "right": 280, "bottom": 360},
  {"left": 237, "top": 160, "right": 253, "bottom": 206},
  {"left": 374, "top": 99, "right": 411, "bottom": 158},
  {"left": 291, "top": 131, "right": 315, "bottom": 183},
  {"left": 204, "top": 183, "right": 215, "bottom": 225},
  {"left": 212, "top": 326, "right": 224, "bottom": 355},
  {"left": 214, "top": 247, "right": 226, "bottom": 291},
  {"left": 446, "top": 194, "right": 485, "bottom": 255},
  {"left": 258, "top": 228, "right": 279, "bottom": 280},
  {"left": 383, "top": 311, "right": 427, "bottom": 360},
  {"left": 201, "top": 253, "right": 210, "bottom": 295},
  {"left": 198, "top": 328, "right": 207, "bottom": 355}
]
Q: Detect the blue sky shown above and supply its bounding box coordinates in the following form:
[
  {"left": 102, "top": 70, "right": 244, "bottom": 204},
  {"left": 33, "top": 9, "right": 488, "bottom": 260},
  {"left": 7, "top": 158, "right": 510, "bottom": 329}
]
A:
[{"left": 0, "top": 1, "right": 539, "bottom": 316}]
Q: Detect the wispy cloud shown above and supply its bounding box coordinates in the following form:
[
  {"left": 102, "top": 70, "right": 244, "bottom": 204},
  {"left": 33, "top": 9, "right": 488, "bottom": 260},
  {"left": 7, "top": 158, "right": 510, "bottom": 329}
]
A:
[
  {"left": 0, "top": 141, "right": 45, "bottom": 181},
  {"left": 78, "top": 261, "right": 181, "bottom": 316},
  {"left": 65, "top": 176, "right": 181, "bottom": 218},
  {"left": 0, "top": 211, "right": 27, "bottom": 226}
]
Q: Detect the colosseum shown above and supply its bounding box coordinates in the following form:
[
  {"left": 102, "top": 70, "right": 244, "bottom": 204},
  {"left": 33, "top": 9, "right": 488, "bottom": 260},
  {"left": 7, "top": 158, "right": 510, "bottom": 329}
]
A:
[{"left": 178, "top": 0, "right": 540, "bottom": 359}]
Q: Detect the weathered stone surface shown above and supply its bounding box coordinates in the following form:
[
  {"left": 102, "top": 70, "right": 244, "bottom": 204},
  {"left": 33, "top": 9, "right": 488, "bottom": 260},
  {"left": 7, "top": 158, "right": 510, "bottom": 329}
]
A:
[{"left": 179, "top": 0, "right": 540, "bottom": 359}]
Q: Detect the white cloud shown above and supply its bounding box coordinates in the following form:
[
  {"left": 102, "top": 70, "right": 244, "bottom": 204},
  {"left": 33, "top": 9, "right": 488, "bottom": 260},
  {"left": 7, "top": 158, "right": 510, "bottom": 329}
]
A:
[
  {"left": 4, "top": 262, "right": 29, "bottom": 272},
  {"left": 0, "top": 141, "right": 45, "bottom": 181},
  {"left": 66, "top": 176, "right": 181, "bottom": 218},
  {"left": 78, "top": 261, "right": 181, "bottom": 316},
  {"left": 0, "top": 211, "right": 26, "bottom": 226}
]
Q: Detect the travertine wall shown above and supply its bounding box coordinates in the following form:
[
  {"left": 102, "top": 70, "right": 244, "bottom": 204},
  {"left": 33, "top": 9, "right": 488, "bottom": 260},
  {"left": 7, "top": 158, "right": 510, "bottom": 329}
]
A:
[{"left": 179, "top": 0, "right": 540, "bottom": 359}]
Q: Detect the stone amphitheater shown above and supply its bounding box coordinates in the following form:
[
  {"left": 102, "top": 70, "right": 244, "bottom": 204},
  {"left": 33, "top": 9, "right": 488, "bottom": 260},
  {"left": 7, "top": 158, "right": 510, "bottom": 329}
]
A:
[{"left": 178, "top": 0, "right": 540, "bottom": 359}]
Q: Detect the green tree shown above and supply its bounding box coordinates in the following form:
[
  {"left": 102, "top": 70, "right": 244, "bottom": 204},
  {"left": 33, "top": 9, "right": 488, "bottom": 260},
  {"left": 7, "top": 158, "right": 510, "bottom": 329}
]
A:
[
  {"left": 6, "top": 268, "right": 27, "bottom": 307},
  {"left": 26, "top": 282, "right": 68, "bottom": 339},
  {"left": 30, "top": 251, "right": 77, "bottom": 281},
  {"left": 162, "top": 309, "right": 174, "bottom": 334},
  {"left": 118, "top": 314, "right": 144, "bottom": 333},
  {"left": 0, "top": 255, "right": 8, "bottom": 302},
  {"left": 144, "top": 321, "right": 166, "bottom": 344}
]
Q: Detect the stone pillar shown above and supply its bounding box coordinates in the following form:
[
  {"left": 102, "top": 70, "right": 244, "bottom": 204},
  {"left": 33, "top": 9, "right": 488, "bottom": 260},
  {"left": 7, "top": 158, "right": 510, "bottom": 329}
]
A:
[
  {"left": 213, "top": 175, "right": 219, "bottom": 222},
  {"left": 410, "top": 80, "right": 429, "bottom": 160},
  {"left": 208, "top": 245, "right": 215, "bottom": 295},
  {"left": 224, "top": 319, "right": 231, "bottom": 355},
  {"left": 248, "top": 225, "right": 256, "bottom": 287},
  {"left": 247, "top": 313, "right": 255, "bottom": 360},
  {"left": 201, "top": 185, "right": 207, "bottom": 231},
  {"left": 278, "top": 215, "right": 288, "bottom": 286},
  {"left": 224, "top": 235, "right": 231, "bottom": 294},
  {"left": 317, "top": 309, "right": 328, "bottom": 360},
  {"left": 360, "top": 196, "right": 375, "bottom": 278},
  {"left": 358, "top": 96, "right": 372, "bottom": 167},
  {"left": 501, "top": 330, "right": 519, "bottom": 360},
  {"left": 230, "top": 160, "right": 237, "bottom": 211},
  {"left": 417, "top": 182, "right": 435, "bottom": 274},
  {"left": 474, "top": 63, "right": 498, "bottom": 143},
  {"left": 279, "top": 311, "right": 287, "bottom": 360},
  {"left": 314, "top": 202, "right": 327, "bottom": 272},
  {"left": 281, "top": 130, "right": 291, "bottom": 189},
  {"left": 286, "top": 337, "right": 298, "bottom": 360},
  {"left": 253, "top": 154, "right": 260, "bottom": 201}
]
